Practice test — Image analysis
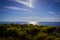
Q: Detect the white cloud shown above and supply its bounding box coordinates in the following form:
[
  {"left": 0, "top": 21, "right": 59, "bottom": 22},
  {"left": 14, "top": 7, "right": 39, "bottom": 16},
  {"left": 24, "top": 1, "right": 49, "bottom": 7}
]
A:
[
  {"left": 48, "top": 11, "right": 56, "bottom": 14},
  {"left": 10, "top": 0, "right": 34, "bottom": 8},
  {"left": 5, "top": 6, "right": 28, "bottom": 11}
]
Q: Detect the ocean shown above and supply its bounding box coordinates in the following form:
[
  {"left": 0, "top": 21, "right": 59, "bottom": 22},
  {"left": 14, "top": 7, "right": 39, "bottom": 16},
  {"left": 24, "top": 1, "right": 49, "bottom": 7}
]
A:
[{"left": 0, "top": 21, "right": 60, "bottom": 26}]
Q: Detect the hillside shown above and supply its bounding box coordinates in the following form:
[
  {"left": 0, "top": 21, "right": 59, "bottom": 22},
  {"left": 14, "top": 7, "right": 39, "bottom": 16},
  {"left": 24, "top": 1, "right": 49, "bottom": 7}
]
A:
[{"left": 0, "top": 24, "right": 60, "bottom": 40}]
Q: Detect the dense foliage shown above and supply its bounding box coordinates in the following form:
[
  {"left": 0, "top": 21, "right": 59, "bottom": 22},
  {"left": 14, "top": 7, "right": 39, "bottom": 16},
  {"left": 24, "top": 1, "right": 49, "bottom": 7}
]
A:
[{"left": 0, "top": 24, "right": 60, "bottom": 40}]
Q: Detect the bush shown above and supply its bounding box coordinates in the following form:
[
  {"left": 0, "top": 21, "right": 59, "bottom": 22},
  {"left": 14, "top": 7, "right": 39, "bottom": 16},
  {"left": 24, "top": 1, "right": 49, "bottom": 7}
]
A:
[{"left": 0, "top": 24, "right": 60, "bottom": 40}]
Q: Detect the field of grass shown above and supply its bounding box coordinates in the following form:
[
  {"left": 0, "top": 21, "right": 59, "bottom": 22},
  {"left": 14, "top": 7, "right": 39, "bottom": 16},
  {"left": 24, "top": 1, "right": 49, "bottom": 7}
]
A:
[{"left": 0, "top": 24, "right": 60, "bottom": 40}]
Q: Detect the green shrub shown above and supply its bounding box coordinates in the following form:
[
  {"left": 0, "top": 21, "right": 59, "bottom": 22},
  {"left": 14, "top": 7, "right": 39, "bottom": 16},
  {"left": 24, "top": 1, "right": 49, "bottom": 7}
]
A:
[{"left": 0, "top": 24, "right": 60, "bottom": 40}]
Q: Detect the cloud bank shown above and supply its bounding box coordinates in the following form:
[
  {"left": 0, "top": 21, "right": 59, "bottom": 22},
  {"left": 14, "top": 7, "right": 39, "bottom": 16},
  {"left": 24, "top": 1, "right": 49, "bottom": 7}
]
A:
[{"left": 0, "top": 16, "right": 60, "bottom": 22}]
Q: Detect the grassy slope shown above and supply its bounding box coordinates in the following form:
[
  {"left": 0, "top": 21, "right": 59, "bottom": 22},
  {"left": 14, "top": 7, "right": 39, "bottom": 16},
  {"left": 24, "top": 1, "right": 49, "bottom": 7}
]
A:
[{"left": 0, "top": 24, "right": 60, "bottom": 40}]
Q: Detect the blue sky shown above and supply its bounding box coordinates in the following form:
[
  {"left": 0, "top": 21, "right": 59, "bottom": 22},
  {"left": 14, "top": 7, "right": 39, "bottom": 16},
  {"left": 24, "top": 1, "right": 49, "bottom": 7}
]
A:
[{"left": 0, "top": 0, "right": 60, "bottom": 22}]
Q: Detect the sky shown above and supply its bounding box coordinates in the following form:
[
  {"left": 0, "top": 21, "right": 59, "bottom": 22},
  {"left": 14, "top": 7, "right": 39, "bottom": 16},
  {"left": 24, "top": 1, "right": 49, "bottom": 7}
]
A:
[{"left": 0, "top": 0, "right": 60, "bottom": 22}]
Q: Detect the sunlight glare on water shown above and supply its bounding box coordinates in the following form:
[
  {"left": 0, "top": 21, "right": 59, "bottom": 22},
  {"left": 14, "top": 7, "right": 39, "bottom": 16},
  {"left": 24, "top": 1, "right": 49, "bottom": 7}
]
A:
[{"left": 28, "top": 21, "right": 38, "bottom": 25}]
